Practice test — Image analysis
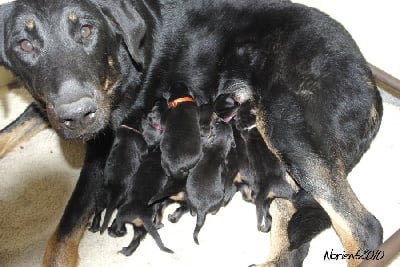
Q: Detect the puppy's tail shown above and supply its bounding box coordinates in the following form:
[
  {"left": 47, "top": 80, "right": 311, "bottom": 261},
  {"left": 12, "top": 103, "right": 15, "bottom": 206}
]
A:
[
  {"left": 193, "top": 211, "right": 207, "bottom": 245},
  {"left": 288, "top": 190, "right": 331, "bottom": 250},
  {"left": 0, "top": 103, "right": 48, "bottom": 158},
  {"left": 142, "top": 217, "right": 174, "bottom": 253}
]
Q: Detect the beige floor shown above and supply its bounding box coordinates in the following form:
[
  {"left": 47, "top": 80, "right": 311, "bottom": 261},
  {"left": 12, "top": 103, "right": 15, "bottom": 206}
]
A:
[{"left": 0, "top": 0, "right": 399, "bottom": 266}]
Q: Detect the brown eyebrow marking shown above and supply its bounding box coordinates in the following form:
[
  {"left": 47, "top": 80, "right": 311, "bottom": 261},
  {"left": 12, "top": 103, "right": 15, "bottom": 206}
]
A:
[
  {"left": 68, "top": 11, "right": 78, "bottom": 22},
  {"left": 25, "top": 19, "right": 35, "bottom": 30}
]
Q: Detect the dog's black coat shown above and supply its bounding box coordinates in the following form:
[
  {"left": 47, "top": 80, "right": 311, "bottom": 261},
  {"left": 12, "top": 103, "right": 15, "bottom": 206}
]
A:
[{"left": 0, "top": 0, "right": 383, "bottom": 265}]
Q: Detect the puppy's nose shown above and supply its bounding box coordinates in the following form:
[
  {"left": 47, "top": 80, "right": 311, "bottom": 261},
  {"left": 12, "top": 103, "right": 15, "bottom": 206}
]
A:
[{"left": 57, "top": 97, "right": 97, "bottom": 129}]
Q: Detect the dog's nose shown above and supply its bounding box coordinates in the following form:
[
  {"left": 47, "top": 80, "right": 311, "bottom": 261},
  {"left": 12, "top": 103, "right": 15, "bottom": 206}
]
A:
[{"left": 56, "top": 97, "right": 97, "bottom": 129}]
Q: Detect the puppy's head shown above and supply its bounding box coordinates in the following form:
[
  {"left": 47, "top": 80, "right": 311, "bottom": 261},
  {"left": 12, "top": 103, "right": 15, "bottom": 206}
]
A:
[
  {"left": 0, "top": 0, "right": 147, "bottom": 140},
  {"left": 142, "top": 100, "right": 167, "bottom": 147},
  {"left": 235, "top": 101, "right": 257, "bottom": 131},
  {"left": 199, "top": 104, "right": 213, "bottom": 141},
  {"left": 209, "top": 116, "right": 235, "bottom": 153},
  {"left": 214, "top": 94, "right": 240, "bottom": 123}
]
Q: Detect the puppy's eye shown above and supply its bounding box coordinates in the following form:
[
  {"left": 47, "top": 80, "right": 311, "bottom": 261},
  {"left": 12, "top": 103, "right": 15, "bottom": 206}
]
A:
[
  {"left": 80, "top": 25, "right": 92, "bottom": 39},
  {"left": 20, "top": 39, "right": 34, "bottom": 52}
]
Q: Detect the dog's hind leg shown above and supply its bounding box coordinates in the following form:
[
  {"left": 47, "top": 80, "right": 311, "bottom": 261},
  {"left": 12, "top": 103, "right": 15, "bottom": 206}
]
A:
[
  {"left": 168, "top": 203, "right": 189, "bottom": 223},
  {"left": 119, "top": 225, "right": 147, "bottom": 256},
  {"left": 0, "top": 103, "right": 48, "bottom": 158},
  {"left": 283, "top": 154, "right": 382, "bottom": 266},
  {"left": 142, "top": 217, "right": 174, "bottom": 253},
  {"left": 255, "top": 101, "right": 383, "bottom": 266}
]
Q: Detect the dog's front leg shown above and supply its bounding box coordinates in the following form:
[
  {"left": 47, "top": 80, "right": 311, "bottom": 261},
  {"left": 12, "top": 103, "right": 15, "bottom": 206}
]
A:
[{"left": 42, "top": 135, "right": 112, "bottom": 267}]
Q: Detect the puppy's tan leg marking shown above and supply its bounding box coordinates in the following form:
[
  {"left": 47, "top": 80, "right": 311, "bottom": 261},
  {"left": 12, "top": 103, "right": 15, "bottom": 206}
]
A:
[
  {"left": 233, "top": 173, "right": 242, "bottom": 183},
  {"left": 169, "top": 191, "right": 185, "bottom": 201},
  {"left": 42, "top": 224, "right": 86, "bottom": 267},
  {"left": 132, "top": 218, "right": 144, "bottom": 227}
]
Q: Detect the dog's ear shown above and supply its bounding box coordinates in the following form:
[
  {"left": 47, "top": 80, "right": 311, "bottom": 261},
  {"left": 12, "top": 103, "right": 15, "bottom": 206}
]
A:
[
  {"left": 95, "top": 0, "right": 147, "bottom": 66},
  {"left": 0, "top": 2, "right": 14, "bottom": 66}
]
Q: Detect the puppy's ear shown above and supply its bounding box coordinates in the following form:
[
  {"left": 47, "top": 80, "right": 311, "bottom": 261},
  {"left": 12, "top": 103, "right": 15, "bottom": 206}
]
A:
[
  {"left": 95, "top": 0, "right": 147, "bottom": 65},
  {"left": 0, "top": 2, "right": 14, "bottom": 66}
]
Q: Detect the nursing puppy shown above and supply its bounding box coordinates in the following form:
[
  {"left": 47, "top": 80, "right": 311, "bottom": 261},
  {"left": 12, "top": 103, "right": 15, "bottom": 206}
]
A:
[
  {"left": 141, "top": 100, "right": 166, "bottom": 149},
  {"left": 150, "top": 83, "right": 201, "bottom": 203},
  {"left": 186, "top": 115, "right": 236, "bottom": 244},
  {"left": 166, "top": 103, "right": 214, "bottom": 224},
  {"left": 108, "top": 149, "right": 174, "bottom": 256},
  {"left": 236, "top": 101, "right": 294, "bottom": 232},
  {"left": 90, "top": 117, "right": 148, "bottom": 234},
  {"left": 96, "top": 103, "right": 166, "bottom": 235}
]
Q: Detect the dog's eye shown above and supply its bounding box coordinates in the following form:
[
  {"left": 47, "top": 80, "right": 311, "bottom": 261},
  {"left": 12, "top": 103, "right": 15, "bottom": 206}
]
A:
[
  {"left": 80, "top": 25, "right": 92, "bottom": 39},
  {"left": 19, "top": 39, "right": 34, "bottom": 52}
]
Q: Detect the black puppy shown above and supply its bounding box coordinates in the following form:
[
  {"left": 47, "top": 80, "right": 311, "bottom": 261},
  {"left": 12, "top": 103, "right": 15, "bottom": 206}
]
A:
[
  {"left": 186, "top": 115, "right": 236, "bottom": 244},
  {"left": 89, "top": 116, "right": 148, "bottom": 234},
  {"left": 95, "top": 102, "right": 168, "bottom": 234},
  {"left": 235, "top": 101, "right": 294, "bottom": 232},
  {"left": 108, "top": 149, "right": 174, "bottom": 256},
  {"left": 149, "top": 83, "right": 201, "bottom": 203},
  {"left": 214, "top": 94, "right": 294, "bottom": 232},
  {"left": 141, "top": 100, "right": 166, "bottom": 149},
  {"left": 166, "top": 103, "right": 214, "bottom": 224}
]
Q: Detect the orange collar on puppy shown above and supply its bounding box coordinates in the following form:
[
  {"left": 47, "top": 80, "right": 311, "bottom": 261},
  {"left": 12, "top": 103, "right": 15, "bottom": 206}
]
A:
[{"left": 168, "top": 96, "right": 195, "bottom": 108}]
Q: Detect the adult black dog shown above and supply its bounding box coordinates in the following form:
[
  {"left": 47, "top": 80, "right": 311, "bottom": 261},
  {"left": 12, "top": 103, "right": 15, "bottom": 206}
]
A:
[{"left": 0, "top": 1, "right": 383, "bottom": 267}]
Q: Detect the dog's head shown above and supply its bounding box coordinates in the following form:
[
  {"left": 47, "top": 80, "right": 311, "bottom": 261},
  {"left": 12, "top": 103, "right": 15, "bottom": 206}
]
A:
[{"left": 0, "top": 0, "right": 148, "bottom": 140}]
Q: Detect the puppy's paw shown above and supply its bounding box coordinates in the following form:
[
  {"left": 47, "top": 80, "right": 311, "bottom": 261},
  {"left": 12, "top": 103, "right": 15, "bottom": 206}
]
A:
[
  {"left": 155, "top": 222, "right": 164, "bottom": 229},
  {"left": 258, "top": 216, "right": 272, "bottom": 233},
  {"left": 168, "top": 213, "right": 179, "bottom": 223},
  {"left": 108, "top": 224, "right": 127, "bottom": 237}
]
